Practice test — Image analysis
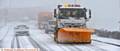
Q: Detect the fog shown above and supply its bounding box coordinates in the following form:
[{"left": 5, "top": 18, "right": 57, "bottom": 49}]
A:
[{"left": 0, "top": 0, "right": 120, "bottom": 31}]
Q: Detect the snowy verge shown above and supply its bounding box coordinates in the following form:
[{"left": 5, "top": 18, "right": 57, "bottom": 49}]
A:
[{"left": 92, "top": 35, "right": 120, "bottom": 46}]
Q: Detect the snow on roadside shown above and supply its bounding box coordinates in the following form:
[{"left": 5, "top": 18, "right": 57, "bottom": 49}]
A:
[
  {"left": 0, "top": 24, "right": 9, "bottom": 40},
  {"left": 1, "top": 24, "right": 15, "bottom": 48},
  {"left": 92, "top": 35, "right": 120, "bottom": 51},
  {"left": 92, "top": 35, "right": 120, "bottom": 45}
]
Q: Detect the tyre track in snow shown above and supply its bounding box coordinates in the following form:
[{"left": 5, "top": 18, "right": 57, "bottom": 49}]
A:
[
  {"left": 28, "top": 36, "right": 45, "bottom": 51},
  {"left": 11, "top": 36, "right": 40, "bottom": 48},
  {"left": 31, "top": 36, "right": 54, "bottom": 51},
  {"left": 11, "top": 37, "right": 20, "bottom": 48}
]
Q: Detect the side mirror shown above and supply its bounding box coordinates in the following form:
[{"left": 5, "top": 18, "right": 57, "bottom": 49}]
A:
[
  {"left": 54, "top": 9, "right": 57, "bottom": 18},
  {"left": 89, "top": 9, "right": 91, "bottom": 19}
]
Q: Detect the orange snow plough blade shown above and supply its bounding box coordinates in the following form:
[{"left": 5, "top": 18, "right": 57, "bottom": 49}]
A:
[{"left": 55, "top": 28, "right": 94, "bottom": 43}]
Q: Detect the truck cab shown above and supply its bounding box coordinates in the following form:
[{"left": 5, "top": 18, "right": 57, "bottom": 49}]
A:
[{"left": 54, "top": 4, "right": 91, "bottom": 29}]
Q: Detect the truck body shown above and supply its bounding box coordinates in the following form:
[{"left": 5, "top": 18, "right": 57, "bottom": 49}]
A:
[{"left": 53, "top": 3, "right": 94, "bottom": 43}]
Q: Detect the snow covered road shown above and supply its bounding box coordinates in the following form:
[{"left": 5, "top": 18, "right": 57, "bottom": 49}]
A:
[
  {"left": 30, "top": 29, "right": 120, "bottom": 51},
  {"left": 0, "top": 23, "right": 38, "bottom": 48},
  {"left": 0, "top": 22, "right": 120, "bottom": 51}
]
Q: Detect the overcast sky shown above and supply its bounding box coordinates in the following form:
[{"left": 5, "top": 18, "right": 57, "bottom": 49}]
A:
[{"left": 0, "top": 0, "right": 120, "bottom": 31}]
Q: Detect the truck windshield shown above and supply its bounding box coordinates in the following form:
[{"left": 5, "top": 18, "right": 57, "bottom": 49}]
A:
[{"left": 59, "top": 8, "right": 86, "bottom": 19}]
